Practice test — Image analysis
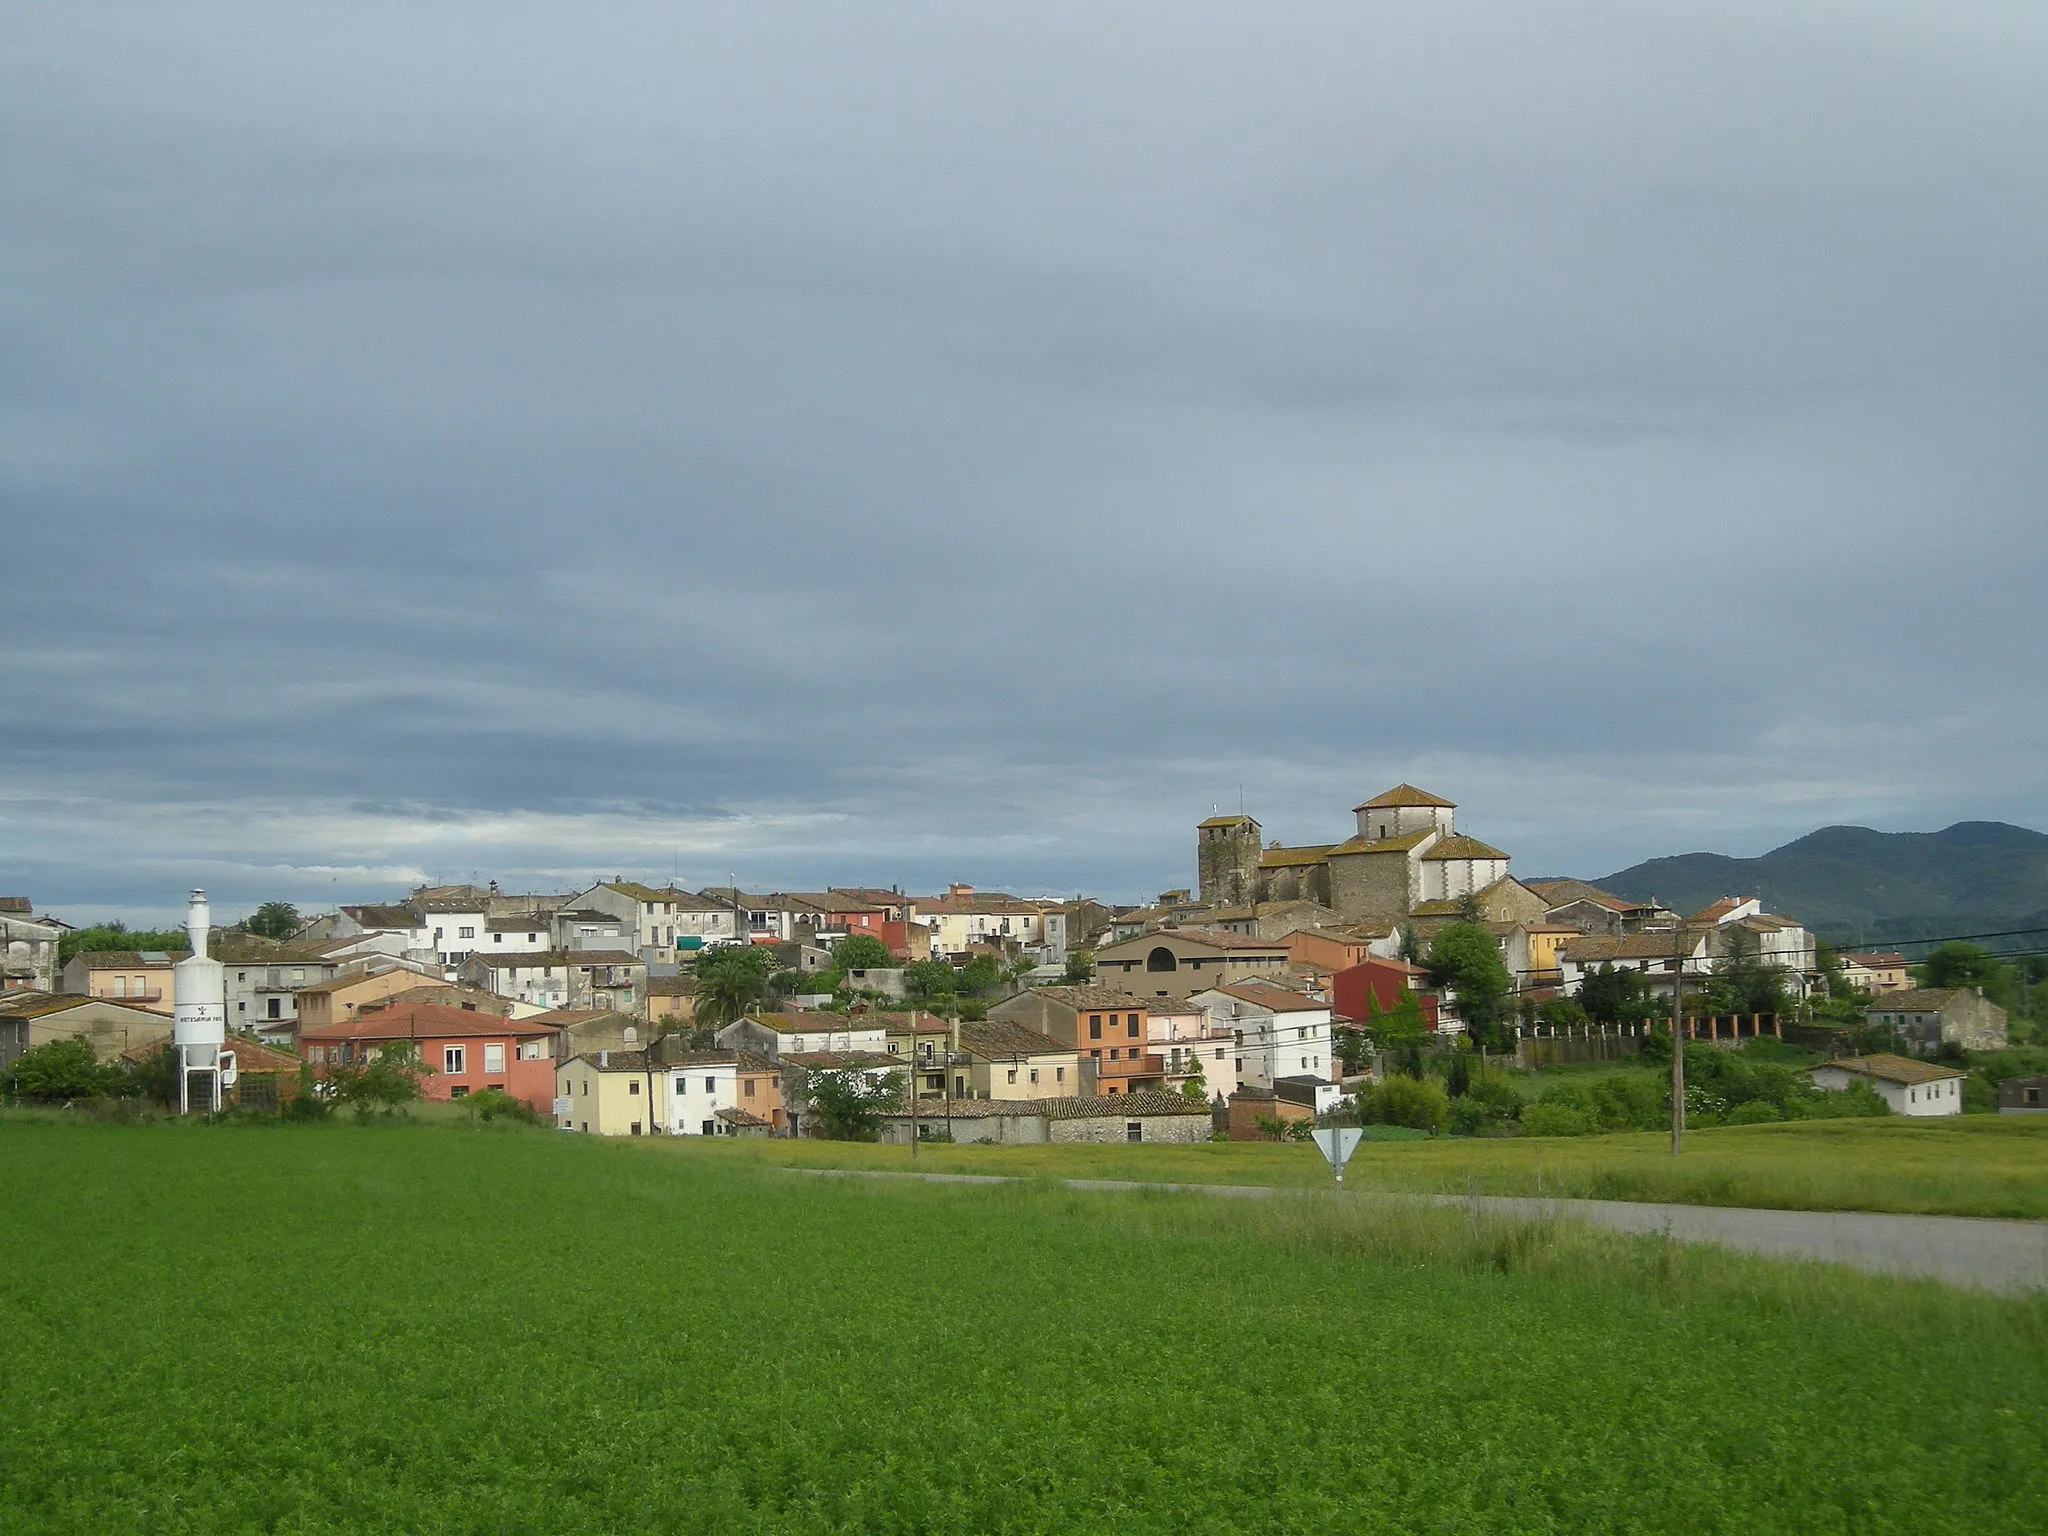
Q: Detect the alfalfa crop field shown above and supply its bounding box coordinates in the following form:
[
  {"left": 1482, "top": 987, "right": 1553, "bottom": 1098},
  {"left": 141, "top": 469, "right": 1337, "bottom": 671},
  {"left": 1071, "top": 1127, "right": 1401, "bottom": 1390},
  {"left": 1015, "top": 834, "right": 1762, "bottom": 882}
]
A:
[{"left": 3, "top": 1121, "right": 2044, "bottom": 1534}]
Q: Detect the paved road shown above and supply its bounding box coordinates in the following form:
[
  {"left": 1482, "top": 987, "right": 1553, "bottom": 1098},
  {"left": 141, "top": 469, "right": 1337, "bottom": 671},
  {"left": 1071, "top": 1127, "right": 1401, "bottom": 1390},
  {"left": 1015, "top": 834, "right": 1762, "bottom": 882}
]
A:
[{"left": 792, "top": 1169, "right": 2048, "bottom": 1294}]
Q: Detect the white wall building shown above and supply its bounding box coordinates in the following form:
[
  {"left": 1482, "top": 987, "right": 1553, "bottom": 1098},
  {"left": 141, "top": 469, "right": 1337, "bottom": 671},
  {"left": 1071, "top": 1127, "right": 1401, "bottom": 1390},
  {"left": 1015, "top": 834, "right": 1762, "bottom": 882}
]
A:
[
  {"left": 715, "top": 1012, "right": 889, "bottom": 1058},
  {"left": 1145, "top": 1001, "right": 1237, "bottom": 1101},
  {"left": 1190, "top": 982, "right": 1333, "bottom": 1089},
  {"left": 1810, "top": 1055, "right": 1964, "bottom": 1117}
]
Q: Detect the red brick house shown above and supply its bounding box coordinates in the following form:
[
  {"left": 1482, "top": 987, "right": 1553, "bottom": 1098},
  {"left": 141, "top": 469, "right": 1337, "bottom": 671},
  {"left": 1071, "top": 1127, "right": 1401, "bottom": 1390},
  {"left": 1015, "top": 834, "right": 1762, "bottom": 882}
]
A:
[
  {"left": 1331, "top": 958, "right": 1440, "bottom": 1031},
  {"left": 298, "top": 1002, "right": 557, "bottom": 1110}
]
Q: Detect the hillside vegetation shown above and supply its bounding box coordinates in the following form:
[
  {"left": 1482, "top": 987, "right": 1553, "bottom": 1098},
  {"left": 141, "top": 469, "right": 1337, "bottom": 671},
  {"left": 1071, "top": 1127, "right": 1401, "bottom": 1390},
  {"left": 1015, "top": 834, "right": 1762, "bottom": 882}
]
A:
[
  {"left": 3, "top": 1122, "right": 2044, "bottom": 1534},
  {"left": 1599, "top": 819, "right": 2048, "bottom": 944}
]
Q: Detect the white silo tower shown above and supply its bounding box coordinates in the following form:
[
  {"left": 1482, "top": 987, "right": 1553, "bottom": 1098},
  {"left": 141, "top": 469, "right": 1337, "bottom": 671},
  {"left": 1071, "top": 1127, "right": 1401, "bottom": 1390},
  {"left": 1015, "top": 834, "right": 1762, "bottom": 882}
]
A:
[{"left": 172, "top": 889, "right": 228, "bottom": 1113}]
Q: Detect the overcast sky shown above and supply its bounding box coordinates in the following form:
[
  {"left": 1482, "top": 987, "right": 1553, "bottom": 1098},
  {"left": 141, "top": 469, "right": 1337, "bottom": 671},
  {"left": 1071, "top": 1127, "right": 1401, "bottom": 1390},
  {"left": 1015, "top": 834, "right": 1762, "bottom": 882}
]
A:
[{"left": 5, "top": 2, "right": 2045, "bottom": 925}]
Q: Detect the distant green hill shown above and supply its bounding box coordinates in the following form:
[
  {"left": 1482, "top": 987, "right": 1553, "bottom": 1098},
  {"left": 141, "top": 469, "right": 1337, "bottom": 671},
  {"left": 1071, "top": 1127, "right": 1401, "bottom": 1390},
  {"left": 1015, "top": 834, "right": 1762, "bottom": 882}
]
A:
[{"left": 1595, "top": 821, "right": 2048, "bottom": 949}]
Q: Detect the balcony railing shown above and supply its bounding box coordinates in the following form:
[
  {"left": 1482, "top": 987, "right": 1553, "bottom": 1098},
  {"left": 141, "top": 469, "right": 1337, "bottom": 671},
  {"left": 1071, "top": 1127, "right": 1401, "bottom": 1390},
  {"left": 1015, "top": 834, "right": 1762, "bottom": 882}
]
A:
[{"left": 1097, "top": 1053, "right": 1165, "bottom": 1078}]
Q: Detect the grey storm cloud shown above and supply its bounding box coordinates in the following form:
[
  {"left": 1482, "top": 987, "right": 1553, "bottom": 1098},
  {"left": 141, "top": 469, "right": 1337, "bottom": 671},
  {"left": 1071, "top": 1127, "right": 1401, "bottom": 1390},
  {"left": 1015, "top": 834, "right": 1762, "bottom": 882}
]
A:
[{"left": 3, "top": 1, "right": 2045, "bottom": 924}]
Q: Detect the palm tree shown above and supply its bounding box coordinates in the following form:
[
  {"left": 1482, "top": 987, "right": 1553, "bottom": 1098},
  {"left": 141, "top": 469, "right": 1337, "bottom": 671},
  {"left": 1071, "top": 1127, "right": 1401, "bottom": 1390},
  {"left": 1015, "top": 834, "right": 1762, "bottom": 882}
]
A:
[{"left": 694, "top": 948, "right": 770, "bottom": 1032}]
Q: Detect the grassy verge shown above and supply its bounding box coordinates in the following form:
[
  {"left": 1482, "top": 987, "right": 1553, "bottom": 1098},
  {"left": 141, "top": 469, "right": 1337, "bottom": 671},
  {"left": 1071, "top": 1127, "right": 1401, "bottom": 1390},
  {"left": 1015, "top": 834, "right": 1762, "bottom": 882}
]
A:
[
  {"left": 687, "top": 1113, "right": 2048, "bottom": 1218},
  {"left": 2, "top": 1120, "right": 2044, "bottom": 1533}
]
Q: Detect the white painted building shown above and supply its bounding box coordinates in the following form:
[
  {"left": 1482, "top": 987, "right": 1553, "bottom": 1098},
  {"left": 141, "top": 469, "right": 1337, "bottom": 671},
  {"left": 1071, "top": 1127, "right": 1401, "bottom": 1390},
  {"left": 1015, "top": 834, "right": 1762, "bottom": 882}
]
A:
[
  {"left": 1145, "top": 1000, "right": 1237, "bottom": 1101},
  {"left": 1810, "top": 1055, "right": 1964, "bottom": 1117},
  {"left": 715, "top": 1012, "right": 890, "bottom": 1058},
  {"left": 1190, "top": 982, "right": 1333, "bottom": 1090},
  {"left": 914, "top": 886, "right": 1047, "bottom": 956},
  {"left": 1414, "top": 837, "right": 1512, "bottom": 904}
]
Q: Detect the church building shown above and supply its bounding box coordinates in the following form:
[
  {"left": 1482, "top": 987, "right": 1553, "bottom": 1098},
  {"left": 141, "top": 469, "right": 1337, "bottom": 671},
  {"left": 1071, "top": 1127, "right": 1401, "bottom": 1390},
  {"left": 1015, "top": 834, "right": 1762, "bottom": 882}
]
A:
[{"left": 1196, "top": 785, "right": 1535, "bottom": 929}]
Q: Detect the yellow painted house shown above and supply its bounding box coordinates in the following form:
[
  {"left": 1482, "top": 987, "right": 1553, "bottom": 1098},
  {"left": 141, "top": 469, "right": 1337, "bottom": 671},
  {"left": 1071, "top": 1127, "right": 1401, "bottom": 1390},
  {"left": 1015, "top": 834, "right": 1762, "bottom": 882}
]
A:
[{"left": 554, "top": 1049, "right": 782, "bottom": 1136}]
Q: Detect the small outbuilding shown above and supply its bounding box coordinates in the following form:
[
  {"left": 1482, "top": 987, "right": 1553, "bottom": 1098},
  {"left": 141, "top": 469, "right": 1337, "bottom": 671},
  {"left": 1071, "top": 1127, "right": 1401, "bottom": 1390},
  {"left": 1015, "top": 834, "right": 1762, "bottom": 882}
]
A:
[
  {"left": 1995, "top": 1075, "right": 2048, "bottom": 1115},
  {"left": 1809, "top": 1054, "right": 1965, "bottom": 1117}
]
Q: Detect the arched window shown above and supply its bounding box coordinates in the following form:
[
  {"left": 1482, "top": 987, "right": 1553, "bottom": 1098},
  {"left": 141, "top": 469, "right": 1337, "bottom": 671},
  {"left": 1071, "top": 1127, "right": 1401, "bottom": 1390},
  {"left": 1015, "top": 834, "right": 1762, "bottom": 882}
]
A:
[{"left": 1146, "top": 946, "right": 1176, "bottom": 973}]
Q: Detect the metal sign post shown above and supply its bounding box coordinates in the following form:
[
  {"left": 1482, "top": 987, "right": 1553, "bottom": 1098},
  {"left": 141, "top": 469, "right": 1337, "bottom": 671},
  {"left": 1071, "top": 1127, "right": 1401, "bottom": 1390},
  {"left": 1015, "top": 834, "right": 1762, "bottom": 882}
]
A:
[{"left": 1311, "top": 1127, "right": 1363, "bottom": 1186}]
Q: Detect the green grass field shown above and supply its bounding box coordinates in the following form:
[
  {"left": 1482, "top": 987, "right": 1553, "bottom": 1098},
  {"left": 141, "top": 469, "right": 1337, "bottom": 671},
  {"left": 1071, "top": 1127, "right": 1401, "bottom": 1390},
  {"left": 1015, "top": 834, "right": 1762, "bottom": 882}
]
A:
[
  {"left": 3, "top": 1121, "right": 2045, "bottom": 1533},
  {"left": 709, "top": 1114, "right": 2048, "bottom": 1218}
]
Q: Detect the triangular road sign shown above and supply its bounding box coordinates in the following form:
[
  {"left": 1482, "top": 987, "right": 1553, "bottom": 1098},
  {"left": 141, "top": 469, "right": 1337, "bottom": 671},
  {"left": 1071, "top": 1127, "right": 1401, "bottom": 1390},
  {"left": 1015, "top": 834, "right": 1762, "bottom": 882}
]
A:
[{"left": 1311, "top": 1127, "right": 1362, "bottom": 1181}]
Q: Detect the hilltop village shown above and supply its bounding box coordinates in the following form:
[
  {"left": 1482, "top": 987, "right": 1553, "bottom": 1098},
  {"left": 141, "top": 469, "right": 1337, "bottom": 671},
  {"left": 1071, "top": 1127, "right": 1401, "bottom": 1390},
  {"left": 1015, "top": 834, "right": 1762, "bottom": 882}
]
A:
[{"left": 2, "top": 786, "right": 2027, "bottom": 1133}]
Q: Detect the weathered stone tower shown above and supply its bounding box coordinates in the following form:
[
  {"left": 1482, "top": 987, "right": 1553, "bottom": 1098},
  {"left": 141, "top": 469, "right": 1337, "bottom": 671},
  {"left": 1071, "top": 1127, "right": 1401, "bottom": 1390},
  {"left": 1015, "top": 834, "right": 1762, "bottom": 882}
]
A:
[{"left": 1195, "top": 814, "right": 1262, "bottom": 905}]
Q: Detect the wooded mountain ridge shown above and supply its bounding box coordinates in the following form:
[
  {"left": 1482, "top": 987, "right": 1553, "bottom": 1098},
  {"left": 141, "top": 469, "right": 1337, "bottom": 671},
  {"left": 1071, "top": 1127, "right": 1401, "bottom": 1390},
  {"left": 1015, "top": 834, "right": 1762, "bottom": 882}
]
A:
[{"left": 1591, "top": 821, "right": 2048, "bottom": 948}]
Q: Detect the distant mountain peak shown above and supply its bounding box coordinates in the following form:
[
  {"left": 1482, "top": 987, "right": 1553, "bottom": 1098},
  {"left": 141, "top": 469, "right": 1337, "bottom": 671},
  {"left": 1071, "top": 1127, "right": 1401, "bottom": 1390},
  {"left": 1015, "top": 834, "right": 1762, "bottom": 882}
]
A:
[{"left": 1599, "top": 820, "right": 2048, "bottom": 945}]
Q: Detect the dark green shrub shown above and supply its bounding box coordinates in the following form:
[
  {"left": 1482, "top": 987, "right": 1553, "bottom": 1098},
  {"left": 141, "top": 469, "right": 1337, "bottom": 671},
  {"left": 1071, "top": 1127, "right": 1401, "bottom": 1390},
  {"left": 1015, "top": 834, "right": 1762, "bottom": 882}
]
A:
[
  {"left": 1725, "top": 1098, "right": 1782, "bottom": 1125},
  {"left": 5, "top": 1038, "right": 120, "bottom": 1101},
  {"left": 1360, "top": 1075, "right": 1448, "bottom": 1133},
  {"left": 1521, "top": 1100, "right": 1596, "bottom": 1137},
  {"left": 461, "top": 1088, "right": 543, "bottom": 1126}
]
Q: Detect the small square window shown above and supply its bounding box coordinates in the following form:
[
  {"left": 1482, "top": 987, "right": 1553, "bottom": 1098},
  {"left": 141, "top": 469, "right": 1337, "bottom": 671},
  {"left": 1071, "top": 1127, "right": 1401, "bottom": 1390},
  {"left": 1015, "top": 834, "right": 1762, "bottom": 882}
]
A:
[{"left": 629, "top": 1080, "right": 641, "bottom": 1096}]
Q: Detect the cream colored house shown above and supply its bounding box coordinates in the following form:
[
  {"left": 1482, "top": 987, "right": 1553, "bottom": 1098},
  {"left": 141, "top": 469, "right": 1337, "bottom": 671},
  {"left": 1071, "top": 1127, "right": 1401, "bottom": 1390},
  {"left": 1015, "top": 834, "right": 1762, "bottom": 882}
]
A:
[
  {"left": 0, "top": 993, "right": 173, "bottom": 1064},
  {"left": 292, "top": 960, "right": 444, "bottom": 1031},
  {"left": 956, "top": 1018, "right": 1080, "bottom": 1100},
  {"left": 554, "top": 1048, "right": 783, "bottom": 1136}
]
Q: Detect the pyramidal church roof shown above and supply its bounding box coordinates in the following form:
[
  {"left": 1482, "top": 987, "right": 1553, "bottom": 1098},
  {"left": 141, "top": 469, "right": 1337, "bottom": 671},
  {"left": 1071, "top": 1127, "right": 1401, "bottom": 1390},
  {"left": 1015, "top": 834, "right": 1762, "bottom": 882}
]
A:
[{"left": 1353, "top": 784, "right": 1456, "bottom": 812}]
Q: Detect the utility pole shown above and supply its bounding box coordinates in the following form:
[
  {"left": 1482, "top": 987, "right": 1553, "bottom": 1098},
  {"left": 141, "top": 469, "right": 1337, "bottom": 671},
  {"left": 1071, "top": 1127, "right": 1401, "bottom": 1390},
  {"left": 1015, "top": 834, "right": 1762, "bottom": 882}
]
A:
[{"left": 1670, "top": 924, "right": 1687, "bottom": 1157}]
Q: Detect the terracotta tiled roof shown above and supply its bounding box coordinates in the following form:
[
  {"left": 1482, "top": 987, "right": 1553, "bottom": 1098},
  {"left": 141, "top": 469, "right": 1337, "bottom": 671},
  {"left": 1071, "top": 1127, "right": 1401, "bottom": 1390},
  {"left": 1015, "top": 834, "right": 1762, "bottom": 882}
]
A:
[
  {"left": 340, "top": 904, "right": 421, "bottom": 929},
  {"left": 1558, "top": 934, "right": 1696, "bottom": 962},
  {"left": 1196, "top": 815, "right": 1256, "bottom": 829},
  {"left": 715, "top": 1106, "right": 772, "bottom": 1127},
  {"left": 1041, "top": 1091, "right": 1211, "bottom": 1119},
  {"left": 1201, "top": 981, "right": 1329, "bottom": 1013},
  {"left": 1329, "top": 829, "right": 1437, "bottom": 856},
  {"left": 1354, "top": 784, "right": 1455, "bottom": 811},
  {"left": 70, "top": 950, "right": 187, "bottom": 969},
  {"left": 958, "top": 1020, "right": 1074, "bottom": 1059},
  {"left": 1420, "top": 834, "right": 1508, "bottom": 862},
  {"left": 1862, "top": 989, "right": 1979, "bottom": 1014},
  {"left": 300, "top": 1003, "right": 555, "bottom": 1042},
  {"left": 1015, "top": 986, "right": 1151, "bottom": 1011},
  {"left": 1258, "top": 843, "right": 1337, "bottom": 869},
  {"left": 471, "top": 950, "right": 643, "bottom": 970},
  {"left": 782, "top": 1050, "right": 902, "bottom": 1070},
  {"left": 0, "top": 897, "right": 33, "bottom": 914}
]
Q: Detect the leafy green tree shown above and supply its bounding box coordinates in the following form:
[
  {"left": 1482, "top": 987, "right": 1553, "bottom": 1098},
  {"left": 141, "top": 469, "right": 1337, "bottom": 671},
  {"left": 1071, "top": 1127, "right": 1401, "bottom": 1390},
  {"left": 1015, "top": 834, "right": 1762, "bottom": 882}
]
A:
[
  {"left": 904, "top": 959, "right": 958, "bottom": 1003},
  {"left": 831, "top": 933, "right": 896, "bottom": 973},
  {"left": 5, "top": 1037, "right": 119, "bottom": 1100},
  {"left": 957, "top": 954, "right": 1005, "bottom": 997},
  {"left": 1179, "top": 1050, "right": 1208, "bottom": 1101},
  {"left": 1578, "top": 963, "right": 1653, "bottom": 1025},
  {"left": 1919, "top": 942, "right": 2020, "bottom": 1012},
  {"left": 126, "top": 1042, "right": 179, "bottom": 1108},
  {"left": 1713, "top": 927, "right": 1791, "bottom": 1018},
  {"left": 1359, "top": 1074, "right": 1448, "bottom": 1132},
  {"left": 1536, "top": 996, "right": 1588, "bottom": 1030},
  {"left": 695, "top": 946, "right": 776, "bottom": 1029},
  {"left": 802, "top": 1067, "right": 903, "bottom": 1141},
  {"left": 57, "top": 922, "right": 188, "bottom": 967},
  {"left": 1063, "top": 951, "right": 1095, "bottom": 984},
  {"left": 1425, "top": 922, "right": 1513, "bottom": 1049},
  {"left": 1363, "top": 986, "right": 1429, "bottom": 1077},
  {"left": 1445, "top": 1047, "right": 1471, "bottom": 1098},
  {"left": 245, "top": 902, "right": 301, "bottom": 940},
  {"left": 324, "top": 1042, "right": 432, "bottom": 1117}
]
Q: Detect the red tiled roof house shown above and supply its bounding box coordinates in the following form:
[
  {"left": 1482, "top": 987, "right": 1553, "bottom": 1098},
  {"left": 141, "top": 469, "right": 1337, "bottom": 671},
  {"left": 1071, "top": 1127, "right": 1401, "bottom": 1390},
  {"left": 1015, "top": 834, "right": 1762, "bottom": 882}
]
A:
[{"left": 297, "top": 1002, "right": 558, "bottom": 1110}]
